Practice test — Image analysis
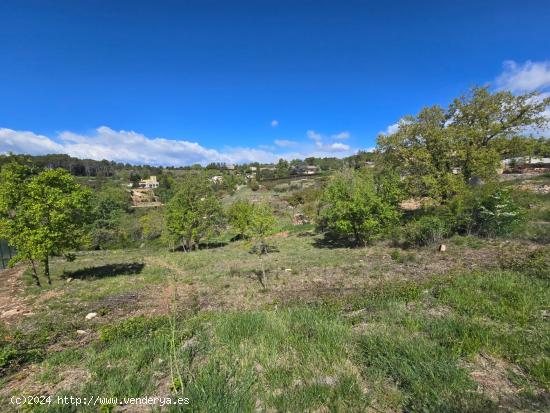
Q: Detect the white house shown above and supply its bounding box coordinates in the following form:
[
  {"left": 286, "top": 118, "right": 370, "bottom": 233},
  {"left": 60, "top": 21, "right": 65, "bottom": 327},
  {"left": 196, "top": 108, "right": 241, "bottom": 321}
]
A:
[{"left": 138, "top": 176, "right": 159, "bottom": 189}]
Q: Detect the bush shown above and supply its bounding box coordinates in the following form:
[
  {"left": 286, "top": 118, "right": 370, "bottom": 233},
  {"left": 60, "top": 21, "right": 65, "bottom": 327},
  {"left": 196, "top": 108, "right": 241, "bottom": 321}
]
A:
[
  {"left": 248, "top": 179, "right": 259, "bottom": 191},
  {"left": 475, "top": 188, "right": 524, "bottom": 236},
  {"left": 400, "top": 215, "right": 450, "bottom": 247},
  {"left": 318, "top": 169, "right": 400, "bottom": 246}
]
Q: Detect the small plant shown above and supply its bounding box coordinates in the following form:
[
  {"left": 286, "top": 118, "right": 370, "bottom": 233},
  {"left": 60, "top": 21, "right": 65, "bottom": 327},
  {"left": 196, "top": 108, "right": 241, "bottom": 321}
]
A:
[
  {"left": 248, "top": 203, "right": 276, "bottom": 288},
  {"left": 476, "top": 189, "right": 524, "bottom": 237}
]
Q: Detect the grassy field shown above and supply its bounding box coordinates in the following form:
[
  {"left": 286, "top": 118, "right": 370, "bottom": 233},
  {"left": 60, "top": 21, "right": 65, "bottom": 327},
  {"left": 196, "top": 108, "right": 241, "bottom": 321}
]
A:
[{"left": 0, "top": 176, "right": 549, "bottom": 412}]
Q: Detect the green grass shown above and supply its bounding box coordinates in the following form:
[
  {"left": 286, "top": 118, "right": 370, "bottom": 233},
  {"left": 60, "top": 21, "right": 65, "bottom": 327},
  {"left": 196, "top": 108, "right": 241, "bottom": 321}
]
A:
[{"left": 2, "top": 186, "right": 549, "bottom": 412}]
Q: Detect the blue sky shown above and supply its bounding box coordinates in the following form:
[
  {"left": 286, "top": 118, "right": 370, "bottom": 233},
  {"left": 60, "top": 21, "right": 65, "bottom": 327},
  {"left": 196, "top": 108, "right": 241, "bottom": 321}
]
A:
[{"left": 0, "top": 0, "right": 549, "bottom": 165}]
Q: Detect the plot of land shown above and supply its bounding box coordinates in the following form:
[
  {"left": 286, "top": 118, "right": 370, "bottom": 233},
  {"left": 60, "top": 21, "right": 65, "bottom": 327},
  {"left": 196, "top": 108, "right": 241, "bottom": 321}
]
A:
[{"left": 1, "top": 228, "right": 548, "bottom": 412}]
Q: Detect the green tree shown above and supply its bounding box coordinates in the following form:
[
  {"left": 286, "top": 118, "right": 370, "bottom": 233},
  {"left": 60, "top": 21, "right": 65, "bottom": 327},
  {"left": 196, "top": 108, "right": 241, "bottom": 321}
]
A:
[
  {"left": 87, "top": 183, "right": 132, "bottom": 249},
  {"left": 318, "top": 169, "right": 400, "bottom": 246},
  {"left": 378, "top": 87, "right": 550, "bottom": 199},
  {"left": 248, "top": 203, "right": 276, "bottom": 288},
  {"left": 0, "top": 166, "right": 91, "bottom": 285},
  {"left": 164, "top": 176, "right": 224, "bottom": 251},
  {"left": 228, "top": 199, "right": 256, "bottom": 239},
  {"left": 449, "top": 87, "right": 549, "bottom": 180}
]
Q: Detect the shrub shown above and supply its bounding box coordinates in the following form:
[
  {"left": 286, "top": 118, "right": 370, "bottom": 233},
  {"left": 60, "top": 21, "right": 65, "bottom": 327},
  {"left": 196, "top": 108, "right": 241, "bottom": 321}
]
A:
[
  {"left": 248, "top": 179, "right": 259, "bottom": 191},
  {"left": 318, "top": 169, "right": 400, "bottom": 246},
  {"left": 449, "top": 185, "right": 524, "bottom": 237},
  {"left": 400, "top": 215, "right": 449, "bottom": 247},
  {"left": 475, "top": 188, "right": 524, "bottom": 236}
]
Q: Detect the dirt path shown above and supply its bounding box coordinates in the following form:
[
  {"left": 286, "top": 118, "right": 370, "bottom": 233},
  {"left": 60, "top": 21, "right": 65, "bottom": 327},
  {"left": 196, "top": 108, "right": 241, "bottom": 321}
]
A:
[{"left": 0, "top": 264, "right": 32, "bottom": 324}]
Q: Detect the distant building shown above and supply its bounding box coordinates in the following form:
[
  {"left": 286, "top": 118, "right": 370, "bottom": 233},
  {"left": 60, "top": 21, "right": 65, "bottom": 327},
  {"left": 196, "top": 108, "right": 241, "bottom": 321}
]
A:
[
  {"left": 293, "top": 165, "right": 319, "bottom": 175},
  {"left": 138, "top": 176, "right": 159, "bottom": 189},
  {"left": 503, "top": 157, "right": 550, "bottom": 165}
]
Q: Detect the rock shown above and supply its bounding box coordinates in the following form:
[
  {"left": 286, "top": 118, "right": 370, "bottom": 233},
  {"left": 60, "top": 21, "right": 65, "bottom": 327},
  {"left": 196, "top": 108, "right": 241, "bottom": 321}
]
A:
[
  {"left": 76, "top": 330, "right": 87, "bottom": 335},
  {"left": 438, "top": 244, "right": 447, "bottom": 252},
  {"left": 66, "top": 278, "right": 73, "bottom": 283},
  {"left": 85, "top": 312, "right": 98, "bottom": 320}
]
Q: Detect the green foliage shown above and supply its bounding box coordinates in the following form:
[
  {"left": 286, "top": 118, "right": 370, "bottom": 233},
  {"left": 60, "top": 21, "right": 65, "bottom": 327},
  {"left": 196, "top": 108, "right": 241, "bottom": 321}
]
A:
[
  {"left": 139, "top": 208, "right": 164, "bottom": 240},
  {"left": 399, "top": 215, "right": 450, "bottom": 247},
  {"left": 318, "top": 169, "right": 400, "bottom": 245},
  {"left": 164, "top": 176, "right": 224, "bottom": 251},
  {"left": 249, "top": 203, "right": 276, "bottom": 249},
  {"left": 87, "top": 183, "right": 133, "bottom": 249},
  {"left": 475, "top": 188, "right": 524, "bottom": 236},
  {"left": 155, "top": 173, "right": 176, "bottom": 202},
  {"left": 99, "top": 316, "right": 167, "bottom": 342},
  {"left": 378, "top": 87, "right": 550, "bottom": 199},
  {"left": 227, "top": 199, "right": 255, "bottom": 238},
  {"left": 247, "top": 179, "right": 260, "bottom": 191},
  {"left": 0, "top": 164, "right": 91, "bottom": 284}
]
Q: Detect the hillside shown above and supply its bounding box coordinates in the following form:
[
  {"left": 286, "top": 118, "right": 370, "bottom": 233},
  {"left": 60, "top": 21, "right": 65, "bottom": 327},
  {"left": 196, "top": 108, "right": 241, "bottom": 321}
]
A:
[{"left": 0, "top": 173, "right": 548, "bottom": 412}]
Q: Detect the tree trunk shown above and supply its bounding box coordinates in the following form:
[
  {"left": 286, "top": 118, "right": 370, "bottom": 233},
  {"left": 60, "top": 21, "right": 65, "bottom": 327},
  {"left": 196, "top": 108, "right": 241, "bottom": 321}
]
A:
[
  {"left": 259, "top": 255, "right": 266, "bottom": 289},
  {"left": 44, "top": 255, "right": 51, "bottom": 285},
  {"left": 30, "top": 260, "right": 41, "bottom": 287}
]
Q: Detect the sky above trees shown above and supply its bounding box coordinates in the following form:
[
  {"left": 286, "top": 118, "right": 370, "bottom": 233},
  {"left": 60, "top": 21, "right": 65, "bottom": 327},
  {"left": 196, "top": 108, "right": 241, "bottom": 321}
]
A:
[{"left": 0, "top": 0, "right": 549, "bottom": 166}]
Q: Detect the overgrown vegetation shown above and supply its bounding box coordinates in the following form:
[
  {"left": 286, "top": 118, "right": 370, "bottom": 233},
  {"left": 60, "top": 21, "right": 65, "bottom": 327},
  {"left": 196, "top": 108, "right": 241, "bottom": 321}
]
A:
[{"left": 0, "top": 86, "right": 549, "bottom": 412}]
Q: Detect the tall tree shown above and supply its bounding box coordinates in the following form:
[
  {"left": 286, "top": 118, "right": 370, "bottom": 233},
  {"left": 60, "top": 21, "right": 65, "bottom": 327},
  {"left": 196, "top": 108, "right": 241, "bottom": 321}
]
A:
[
  {"left": 0, "top": 166, "right": 91, "bottom": 285},
  {"left": 378, "top": 87, "right": 550, "bottom": 198},
  {"left": 164, "top": 176, "right": 224, "bottom": 251}
]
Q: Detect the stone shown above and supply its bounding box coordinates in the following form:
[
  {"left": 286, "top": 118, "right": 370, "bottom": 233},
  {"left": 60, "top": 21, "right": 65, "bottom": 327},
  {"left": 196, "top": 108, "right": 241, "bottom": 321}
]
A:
[
  {"left": 76, "top": 330, "right": 87, "bottom": 335},
  {"left": 438, "top": 244, "right": 447, "bottom": 252},
  {"left": 85, "top": 312, "right": 98, "bottom": 320},
  {"left": 66, "top": 278, "right": 73, "bottom": 283}
]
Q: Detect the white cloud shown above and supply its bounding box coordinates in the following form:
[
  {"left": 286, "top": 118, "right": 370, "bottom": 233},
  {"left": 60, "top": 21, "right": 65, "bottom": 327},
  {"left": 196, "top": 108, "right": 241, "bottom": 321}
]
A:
[
  {"left": 328, "top": 142, "right": 350, "bottom": 151},
  {"left": 0, "top": 126, "right": 362, "bottom": 166},
  {"left": 496, "top": 60, "right": 550, "bottom": 93},
  {"left": 331, "top": 131, "right": 350, "bottom": 140},
  {"left": 270, "top": 119, "right": 279, "bottom": 127},
  {"left": 274, "top": 139, "right": 297, "bottom": 147},
  {"left": 381, "top": 122, "right": 400, "bottom": 136},
  {"left": 305, "top": 130, "right": 354, "bottom": 152},
  {"left": 306, "top": 130, "right": 322, "bottom": 141},
  {"left": 0, "top": 128, "right": 64, "bottom": 154}
]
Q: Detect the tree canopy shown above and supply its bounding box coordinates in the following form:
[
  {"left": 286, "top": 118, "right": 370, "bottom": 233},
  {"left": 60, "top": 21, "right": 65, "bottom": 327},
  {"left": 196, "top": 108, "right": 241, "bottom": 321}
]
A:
[
  {"left": 377, "top": 86, "right": 550, "bottom": 199},
  {"left": 164, "top": 176, "right": 224, "bottom": 251},
  {"left": 0, "top": 164, "right": 91, "bottom": 285}
]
